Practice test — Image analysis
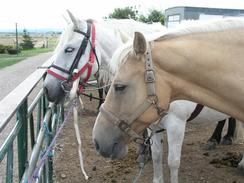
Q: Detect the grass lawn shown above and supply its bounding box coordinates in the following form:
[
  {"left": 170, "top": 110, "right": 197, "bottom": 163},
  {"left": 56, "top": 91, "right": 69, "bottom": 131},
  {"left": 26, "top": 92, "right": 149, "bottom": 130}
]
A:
[{"left": 0, "top": 47, "right": 54, "bottom": 69}]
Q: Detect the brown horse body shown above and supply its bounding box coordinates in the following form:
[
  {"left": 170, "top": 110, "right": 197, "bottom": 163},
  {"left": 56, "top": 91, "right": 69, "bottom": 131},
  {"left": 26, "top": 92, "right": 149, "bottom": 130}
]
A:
[
  {"left": 92, "top": 19, "right": 244, "bottom": 163},
  {"left": 154, "top": 28, "right": 244, "bottom": 122}
]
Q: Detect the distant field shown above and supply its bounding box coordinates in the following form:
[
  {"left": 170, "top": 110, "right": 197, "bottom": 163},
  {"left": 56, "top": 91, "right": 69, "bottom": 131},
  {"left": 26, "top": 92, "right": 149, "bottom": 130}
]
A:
[
  {"left": 0, "top": 48, "right": 54, "bottom": 68},
  {"left": 0, "top": 33, "right": 60, "bottom": 68},
  {"left": 0, "top": 34, "right": 59, "bottom": 48}
]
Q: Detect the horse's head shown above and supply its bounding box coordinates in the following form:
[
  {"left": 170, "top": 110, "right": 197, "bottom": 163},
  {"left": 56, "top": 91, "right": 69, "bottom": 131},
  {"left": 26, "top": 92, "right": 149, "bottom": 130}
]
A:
[
  {"left": 92, "top": 32, "right": 171, "bottom": 159},
  {"left": 43, "top": 10, "right": 98, "bottom": 103}
]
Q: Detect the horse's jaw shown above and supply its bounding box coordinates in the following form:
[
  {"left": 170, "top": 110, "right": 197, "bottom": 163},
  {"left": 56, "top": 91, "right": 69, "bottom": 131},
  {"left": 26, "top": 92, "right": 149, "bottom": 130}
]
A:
[{"left": 92, "top": 113, "right": 128, "bottom": 159}]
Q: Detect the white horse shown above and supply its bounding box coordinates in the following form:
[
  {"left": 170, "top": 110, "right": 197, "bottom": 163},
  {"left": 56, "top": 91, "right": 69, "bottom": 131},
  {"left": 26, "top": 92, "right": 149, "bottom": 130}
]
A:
[
  {"left": 149, "top": 100, "right": 244, "bottom": 183},
  {"left": 43, "top": 11, "right": 164, "bottom": 103}
]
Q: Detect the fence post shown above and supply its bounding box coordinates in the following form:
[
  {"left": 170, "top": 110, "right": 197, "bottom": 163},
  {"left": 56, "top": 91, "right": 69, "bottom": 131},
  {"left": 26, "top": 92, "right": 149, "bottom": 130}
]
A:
[
  {"left": 17, "top": 99, "right": 28, "bottom": 181},
  {"left": 29, "top": 113, "right": 35, "bottom": 149},
  {"left": 6, "top": 143, "right": 13, "bottom": 183},
  {"left": 36, "top": 98, "right": 42, "bottom": 136}
]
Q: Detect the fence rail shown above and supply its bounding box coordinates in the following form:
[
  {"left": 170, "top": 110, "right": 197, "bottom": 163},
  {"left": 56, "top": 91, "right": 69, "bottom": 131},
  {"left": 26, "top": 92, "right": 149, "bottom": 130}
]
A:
[{"left": 0, "top": 57, "right": 64, "bottom": 183}]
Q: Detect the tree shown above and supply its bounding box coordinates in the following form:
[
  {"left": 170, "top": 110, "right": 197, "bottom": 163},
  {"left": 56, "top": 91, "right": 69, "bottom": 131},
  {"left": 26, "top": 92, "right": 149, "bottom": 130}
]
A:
[
  {"left": 107, "top": 7, "right": 165, "bottom": 25},
  {"left": 20, "top": 29, "right": 34, "bottom": 50},
  {"left": 108, "top": 6, "right": 138, "bottom": 20},
  {"left": 139, "top": 10, "right": 165, "bottom": 25},
  {"left": 147, "top": 10, "right": 165, "bottom": 25}
]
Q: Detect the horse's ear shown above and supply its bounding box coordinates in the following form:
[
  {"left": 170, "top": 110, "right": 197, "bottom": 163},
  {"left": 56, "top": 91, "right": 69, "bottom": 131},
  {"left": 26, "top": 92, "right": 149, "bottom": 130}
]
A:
[
  {"left": 62, "top": 14, "right": 71, "bottom": 25},
  {"left": 133, "top": 32, "right": 147, "bottom": 55},
  {"left": 67, "top": 10, "right": 78, "bottom": 28}
]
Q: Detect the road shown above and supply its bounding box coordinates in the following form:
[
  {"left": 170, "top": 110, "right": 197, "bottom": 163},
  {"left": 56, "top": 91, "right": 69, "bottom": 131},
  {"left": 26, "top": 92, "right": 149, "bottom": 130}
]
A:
[{"left": 0, "top": 52, "right": 52, "bottom": 100}]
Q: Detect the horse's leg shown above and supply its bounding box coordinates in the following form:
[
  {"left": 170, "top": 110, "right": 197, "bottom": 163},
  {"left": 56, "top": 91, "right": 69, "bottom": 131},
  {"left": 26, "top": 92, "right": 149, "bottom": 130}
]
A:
[
  {"left": 238, "top": 154, "right": 244, "bottom": 173},
  {"left": 222, "top": 117, "right": 236, "bottom": 145},
  {"left": 165, "top": 115, "right": 186, "bottom": 183},
  {"left": 206, "top": 119, "right": 226, "bottom": 150},
  {"left": 150, "top": 124, "right": 164, "bottom": 183}
]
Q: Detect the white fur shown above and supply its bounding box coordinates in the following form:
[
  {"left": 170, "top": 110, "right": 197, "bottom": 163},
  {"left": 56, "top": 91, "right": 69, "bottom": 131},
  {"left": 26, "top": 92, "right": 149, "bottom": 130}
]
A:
[
  {"left": 51, "top": 15, "right": 166, "bottom": 87},
  {"left": 147, "top": 100, "right": 244, "bottom": 183}
]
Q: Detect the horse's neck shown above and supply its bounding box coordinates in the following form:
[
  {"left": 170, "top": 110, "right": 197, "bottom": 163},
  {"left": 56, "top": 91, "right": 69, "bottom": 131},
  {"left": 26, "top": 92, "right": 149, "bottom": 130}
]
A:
[
  {"left": 95, "top": 22, "right": 125, "bottom": 58},
  {"left": 154, "top": 29, "right": 244, "bottom": 122},
  {"left": 93, "top": 23, "right": 125, "bottom": 84}
]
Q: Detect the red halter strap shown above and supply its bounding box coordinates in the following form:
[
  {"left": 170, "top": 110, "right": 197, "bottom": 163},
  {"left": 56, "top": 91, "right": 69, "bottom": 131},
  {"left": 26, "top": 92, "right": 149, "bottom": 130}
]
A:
[{"left": 47, "top": 69, "right": 67, "bottom": 81}]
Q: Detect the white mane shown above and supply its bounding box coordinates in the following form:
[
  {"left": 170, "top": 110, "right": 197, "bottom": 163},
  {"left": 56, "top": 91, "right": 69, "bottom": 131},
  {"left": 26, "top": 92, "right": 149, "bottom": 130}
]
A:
[
  {"left": 110, "top": 17, "right": 244, "bottom": 74},
  {"left": 100, "top": 19, "right": 165, "bottom": 42},
  {"left": 94, "top": 19, "right": 166, "bottom": 84},
  {"left": 54, "top": 17, "right": 166, "bottom": 85}
]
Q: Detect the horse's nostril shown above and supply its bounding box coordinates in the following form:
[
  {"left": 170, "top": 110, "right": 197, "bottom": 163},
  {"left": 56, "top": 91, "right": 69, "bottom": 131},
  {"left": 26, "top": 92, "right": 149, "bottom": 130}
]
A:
[
  {"left": 94, "top": 139, "right": 100, "bottom": 151},
  {"left": 112, "top": 142, "right": 118, "bottom": 153},
  {"left": 44, "top": 86, "right": 55, "bottom": 102}
]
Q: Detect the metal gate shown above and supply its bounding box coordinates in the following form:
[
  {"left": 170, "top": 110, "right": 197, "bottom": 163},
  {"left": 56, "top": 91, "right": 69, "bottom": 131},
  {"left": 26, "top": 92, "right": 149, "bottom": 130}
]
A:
[{"left": 0, "top": 58, "right": 64, "bottom": 183}]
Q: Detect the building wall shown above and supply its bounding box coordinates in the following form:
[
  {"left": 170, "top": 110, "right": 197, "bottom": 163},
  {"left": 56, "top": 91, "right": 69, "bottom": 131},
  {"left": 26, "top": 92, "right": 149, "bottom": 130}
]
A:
[
  {"left": 165, "top": 6, "right": 244, "bottom": 28},
  {"left": 165, "top": 7, "right": 185, "bottom": 27}
]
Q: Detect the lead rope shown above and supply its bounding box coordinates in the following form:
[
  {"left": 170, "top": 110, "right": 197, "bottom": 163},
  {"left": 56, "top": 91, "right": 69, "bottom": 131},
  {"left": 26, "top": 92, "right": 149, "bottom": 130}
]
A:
[
  {"left": 69, "top": 70, "right": 89, "bottom": 180},
  {"left": 132, "top": 166, "right": 144, "bottom": 183},
  {"left": 73, "top": 99, "right": 89, "bottom": 180},
  {"left": 132, "top": 131, "right": 153, "bottom": 183},
  {"left": 132, "top": 146, "right": 148, "bottom": 183}
]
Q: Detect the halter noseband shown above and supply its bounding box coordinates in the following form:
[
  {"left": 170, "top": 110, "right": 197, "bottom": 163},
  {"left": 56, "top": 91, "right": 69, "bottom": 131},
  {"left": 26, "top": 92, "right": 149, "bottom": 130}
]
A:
[
  {"left": 100, "top": 46, "right": 168, "bottom": 143},
  {"left": 47, "top": 21, "right": 99, "bottom": 92}
]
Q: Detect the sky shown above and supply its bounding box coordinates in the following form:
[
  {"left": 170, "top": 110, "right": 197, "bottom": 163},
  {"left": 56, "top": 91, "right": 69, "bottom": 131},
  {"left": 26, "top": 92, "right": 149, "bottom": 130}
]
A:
[{"left": 1, "top": 0, "right": 244, "bottom": 30}]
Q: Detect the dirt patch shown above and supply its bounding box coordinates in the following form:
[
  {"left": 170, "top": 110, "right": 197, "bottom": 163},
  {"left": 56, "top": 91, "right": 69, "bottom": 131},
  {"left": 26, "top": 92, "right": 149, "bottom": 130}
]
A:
[
  {"left": 209, "top": 152, "right": 243, "bottom": 168},
  {"left": 53, "top": 92, "right": 244, "bottom": 183}
]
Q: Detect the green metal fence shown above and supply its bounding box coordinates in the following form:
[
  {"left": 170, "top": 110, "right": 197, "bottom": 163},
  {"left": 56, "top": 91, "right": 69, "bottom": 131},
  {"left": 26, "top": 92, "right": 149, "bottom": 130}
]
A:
[{"left": 0, "top": 58, "right": 64, "bottom": 183}]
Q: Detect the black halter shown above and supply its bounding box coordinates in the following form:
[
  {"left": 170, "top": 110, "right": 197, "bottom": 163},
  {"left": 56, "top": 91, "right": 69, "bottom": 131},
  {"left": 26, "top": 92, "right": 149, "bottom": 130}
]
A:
[{"left": 50, "top": 22, "right": 92, "bottom": 81}]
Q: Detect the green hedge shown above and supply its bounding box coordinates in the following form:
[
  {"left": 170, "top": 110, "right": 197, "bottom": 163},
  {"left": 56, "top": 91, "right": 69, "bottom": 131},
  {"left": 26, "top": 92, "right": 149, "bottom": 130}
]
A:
[
  {"left": 0, "top": 45, "right": 6, "bottom": 54},
  {"left": 0, "top": 45, "right": 21, "bottom": 55}
]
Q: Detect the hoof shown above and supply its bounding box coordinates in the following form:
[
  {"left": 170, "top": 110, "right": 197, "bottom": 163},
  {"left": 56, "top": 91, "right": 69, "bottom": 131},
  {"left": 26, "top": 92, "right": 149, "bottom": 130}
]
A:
[
  {"left": 221, "top": 136, "right": 233, "bottom": 145},
  {"left": 205, "top": 139, "right": 218, "bottom": 150}
]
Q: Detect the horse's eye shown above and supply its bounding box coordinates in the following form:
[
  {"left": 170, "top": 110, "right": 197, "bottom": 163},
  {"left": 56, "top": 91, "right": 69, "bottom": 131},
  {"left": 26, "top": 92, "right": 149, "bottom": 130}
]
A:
[
  {"left": 114, "top": 84, "right": 126, "bottom": 91},
  {"left": 65, "top": 47, "right": 75, "bottom": 53}
]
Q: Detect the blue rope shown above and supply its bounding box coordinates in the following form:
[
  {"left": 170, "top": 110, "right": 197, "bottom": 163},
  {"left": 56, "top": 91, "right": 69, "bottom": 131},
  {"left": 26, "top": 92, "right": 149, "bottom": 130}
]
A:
[
  {"left": 43, "top": 121, "right": 52, "bottom": 138},
  {"left": 30, "top": 121, "right": 54, "bottom": 182},
  {"left": 28, "top": 104, "right": 74, "bottom": 183}
]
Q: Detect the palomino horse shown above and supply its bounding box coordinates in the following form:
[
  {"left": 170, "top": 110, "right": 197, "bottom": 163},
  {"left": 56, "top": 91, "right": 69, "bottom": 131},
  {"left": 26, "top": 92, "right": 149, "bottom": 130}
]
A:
[
  {"left": 92, "top": 18, "right": 244, "bottom": 179},
  {"left": 43, "top": 11, "right": 164, "bottom": 104}
]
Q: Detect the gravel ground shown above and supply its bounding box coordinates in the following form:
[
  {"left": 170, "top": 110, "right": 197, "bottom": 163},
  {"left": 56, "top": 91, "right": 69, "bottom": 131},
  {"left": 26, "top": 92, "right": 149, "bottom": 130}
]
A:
[
  {"left": 0, "top": 52, "right": 53, "bottom": 182},
  {"left": 53, "top": 93, "right": 244, "bottom": 183}
]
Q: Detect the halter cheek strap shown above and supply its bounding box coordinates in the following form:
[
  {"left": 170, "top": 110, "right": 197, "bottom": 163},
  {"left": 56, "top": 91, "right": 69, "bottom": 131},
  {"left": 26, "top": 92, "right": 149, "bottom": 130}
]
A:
[
  {"left": 47, "top": 22, "right": 98, "bottom": 90},
  {"left": 100, "top": 45, "right": 168, "bottom": 142}
]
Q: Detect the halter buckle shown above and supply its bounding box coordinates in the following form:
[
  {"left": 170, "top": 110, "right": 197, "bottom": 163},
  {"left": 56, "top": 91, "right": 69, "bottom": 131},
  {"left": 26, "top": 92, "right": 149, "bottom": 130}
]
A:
[
  {"left": 145, "top": 70, "right": 155, "bottom": 83},
  {"left": 147, "top": 95, "right": 167, "bottom": 116},
  {"left": 118, "top": 121, "right": 130, "bottom": 132},
  {"left": 147, "top": 95, "right": 158, "bottom": 105},
  {"left": 61, "top": 80, "right": 73, "bottom": 93}
]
